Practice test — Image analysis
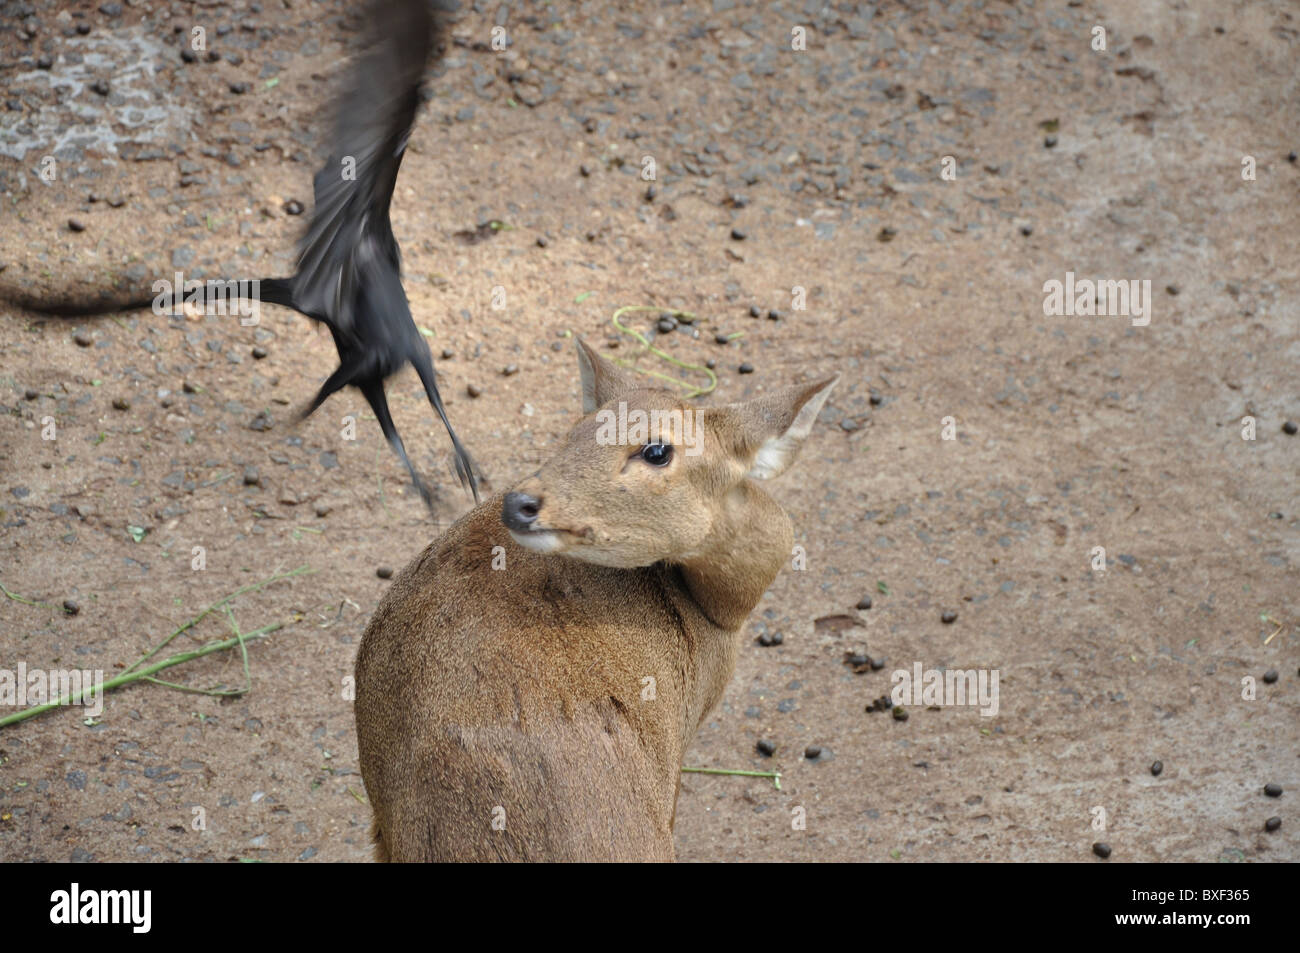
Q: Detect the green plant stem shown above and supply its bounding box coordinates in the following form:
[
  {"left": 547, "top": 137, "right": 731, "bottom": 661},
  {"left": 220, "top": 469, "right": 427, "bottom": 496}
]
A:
[
  {"left": 141, "top": 606, "right": 255, "bottom": 698},
  {"left": 0, "top": 581, "right": 69, "bottom": 613},
  {"left": 611, "top": 305, "right": 718, "bottom": 398},
  {"left": 120, "top": 565, "right": 310, "bottom": 675},
  {"left": 681, "top": 766, "right": 783, "bottom": 790},
  {"left": 0, "top": 623, "right": 280, "bottom": 728}
]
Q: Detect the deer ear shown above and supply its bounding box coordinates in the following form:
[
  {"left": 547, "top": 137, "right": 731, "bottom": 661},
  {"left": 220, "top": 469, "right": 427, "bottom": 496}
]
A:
[
  {"left": 730, "top": 377, "right": 838, "bottom": 480},
  {"left": 575, "top": 338, "right": 644, "bottom": 413}
]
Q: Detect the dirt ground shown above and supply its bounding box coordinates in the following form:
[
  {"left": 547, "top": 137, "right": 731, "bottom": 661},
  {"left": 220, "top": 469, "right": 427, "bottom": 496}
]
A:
[{"left": 0, "top": 0, "right": 1296, "bottom": 863}]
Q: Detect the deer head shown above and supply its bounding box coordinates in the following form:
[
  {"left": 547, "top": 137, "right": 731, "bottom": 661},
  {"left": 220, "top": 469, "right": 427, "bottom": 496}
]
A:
[{"left": 502, "top": 339, "right": 837, "bottom": 570}]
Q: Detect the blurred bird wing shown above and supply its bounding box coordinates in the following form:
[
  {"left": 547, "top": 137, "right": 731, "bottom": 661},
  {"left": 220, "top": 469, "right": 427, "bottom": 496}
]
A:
[{"left": 291, "top": 0, "right": 434, "bottom": 335}]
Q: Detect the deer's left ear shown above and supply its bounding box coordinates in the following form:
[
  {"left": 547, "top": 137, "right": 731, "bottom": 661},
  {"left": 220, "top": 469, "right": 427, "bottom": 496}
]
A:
[{"left": 727, "top": 376, "right": 838, "bottom": 480}]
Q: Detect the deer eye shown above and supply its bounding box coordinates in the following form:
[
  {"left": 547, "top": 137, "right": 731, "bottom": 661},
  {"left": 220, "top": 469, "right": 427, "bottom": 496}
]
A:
[{"left": 639, "top": 443, "right": 673, "bottom": 466}]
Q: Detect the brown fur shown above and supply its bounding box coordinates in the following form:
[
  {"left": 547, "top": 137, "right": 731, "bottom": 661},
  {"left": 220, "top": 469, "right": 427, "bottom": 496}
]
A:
[{"left": 354, "top": 341, "right": 836, "bottom": 861}]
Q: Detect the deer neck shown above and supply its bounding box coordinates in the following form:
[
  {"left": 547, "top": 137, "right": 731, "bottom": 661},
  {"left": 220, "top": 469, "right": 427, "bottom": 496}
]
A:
[{"left": 675, "top": 481, "right": 792, "bottom": 633}]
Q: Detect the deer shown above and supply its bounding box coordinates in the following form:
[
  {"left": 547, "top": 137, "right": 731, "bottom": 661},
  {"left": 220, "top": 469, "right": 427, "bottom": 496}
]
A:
[{"left": 354, "top": 339, "right": 837, "bottom": 861}]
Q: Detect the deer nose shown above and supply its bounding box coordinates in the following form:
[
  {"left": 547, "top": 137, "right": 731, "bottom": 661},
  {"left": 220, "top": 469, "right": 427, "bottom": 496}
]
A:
[{"left": 502, "top": 491, "right": 542, "bottom": 532}]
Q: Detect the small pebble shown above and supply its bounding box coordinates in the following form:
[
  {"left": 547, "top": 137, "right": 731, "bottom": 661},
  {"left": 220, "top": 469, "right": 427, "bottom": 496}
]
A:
[
  {"left": 657, "top": 317, "right": 676, "bottom": 333},
  {"left": 467, "top": 384, "right": 482, "bottom": 398},
  {"left": 68, "top": 218, "right": 86, "bottom": 232},
  {"left": 314, "top": 503, "right": 332, "bottom": 518},
  {"left": 738, "top": 362, "right": 754, "bottom": 374},
  {"left": 1262, "top": 669, "right": 1278, "bottom": 683},
  {"left": 1150, "top": 761, "right": 1163, "bottom": 777},
  {"left": 845, "top": 652, "right": 870, "bottom": 671},
  {"left": 111, "top": 397, "right": 130, "bottom": 411},
  {"left": 37, "top": 54, "right": 53, "bottom": 70},
  {"left": 180, "top": 48, "right": 197, "bottom": 63},
  {"left": 767, "top": 309, "right": 784, "bottom": 321},
  {"left": 376, "top": 567, "right": 394, "bottom": 580},
  {"left": 24, "top": 388, "right": 38, "bottom": 400},
  {"left": 62, "top": 600, "right": 80, "bottom": 616},
  {"left": 892, "top": 706, "right": 909, "bottom": 721},
  {"left": 251, "top": 346, "right": 268, "bottom": 359},
  {"left": 283, "top": 200, "right": 304, "bottom": 216},
  {"left": 870, "top": 657, "right": 885, "bottom": 671},
  {"left": 755, "top": 739, "right": 776, "bottom": 757},
  {"left": 90, "top": 79, "right": 109, "bottom": 96},
  {"left": 805, "top": 746, "right": 822, "bottom": 759},
  {"left": 229, "top": 82, "right": 250, "bottom": 95},
  {"left": 1044, "top": 135, "right": 1058, "bottom": 148},
  {"left": 1283, "top": 421, "right": 1297, "bottom": 435},
  {"left": 502, "top": 364, "right": 519, "bottom": 376},
  {"left": 1265, "top": 816, "right": 1281, "bottom": 832},
  {"left": 1264, "top": 783, "right": 1283, "bottom": 798},
  {"left": 1092, "top": 842, "right": 1111, "bottom": 859},
  {"left": 749, "top": 305, "right": 762, "bottom": 318},
  {"left": 941, "top": 610, "right": 957, "bottom": 624},
  {"left": 243, "top": 466, "right": 260, "bottom": 486},
  {"left": 730, "top": 228, "right": 747, "bottom": 241}
]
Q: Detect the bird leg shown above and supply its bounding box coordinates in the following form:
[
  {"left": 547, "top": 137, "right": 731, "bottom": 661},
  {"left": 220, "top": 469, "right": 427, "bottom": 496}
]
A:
[
  {"left": 301, "top": 356, "right": 368, "bottom": 421},
  {"left": 359, "top": 377, "right": 434, "bottom": 510},
  {"left": 412, "top": 350, "right": 480, "bottom": 503}
]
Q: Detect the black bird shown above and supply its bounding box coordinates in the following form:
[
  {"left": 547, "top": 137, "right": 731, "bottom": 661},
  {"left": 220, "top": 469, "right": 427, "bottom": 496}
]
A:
[
  {"left": 259, "top": 0, "right": 477, "bottom": 504},
  {"left": 2, "top": 0, "right": 478, "bottom": 506}
]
